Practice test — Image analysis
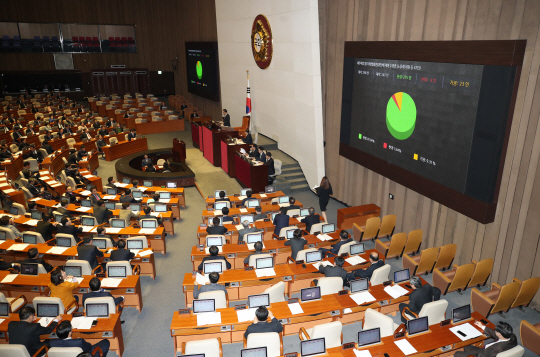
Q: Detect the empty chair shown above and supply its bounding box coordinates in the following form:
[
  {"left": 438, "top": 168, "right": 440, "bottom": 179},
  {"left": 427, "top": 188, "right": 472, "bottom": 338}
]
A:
[
  {"left": 277, "top": 226, "right": 297, "bottom": 238},
  {"left": 402, "top": 299, "right": 449, "bottom": 325},
  {"left": 376, "top": 214, "right": 396, "bottom": 239},
  {"left": 11, "top": 202, "right": 26, "bottom": 215},
  {"left": 21, "top": 187, "right": 33, "bottom": 201},
  {"left": 402, "top": 247, "right": 439, "bottom": 275},
  {"left": 286, "top": 209, "right": 300, "bottom": 217},
  {"left": 66, "top": 260, "right": 100, "bottom": 276},
  {"left": 510, "top": 277, "right": 540, "bottom": 310},
  {"left": 471, "top": 280, "right": 520, "bottom": 318},
  {"left": 433, "top": 244, "right": 457, "bottom": 271},
  {"left": 156, "top": 159, "right": 166, "bottom": 165},
  {"left": 269, "top": 159, "right": 282, "bottom": 181},
  {"left": 309, "top": 223, "right": 325, "bottom": 234},
  {"left": 299, "top": 321, "right": 342, "bottom": 348},
  {"left": 336, "top": 240, "right": 357, "bottom": 256},
  {"left": 355, "top": 217, "right": 380, "bottom": 241},
  {"left": 182, "top": 338, "right": 223, "bottom": 357},
  {"left": 248, "top": 253, "right": 272, "bottom": 267},
  {"left": 370, "top": 264, "right": 391, "bottom": 286},
  {"left": 0, "top": 292, "right": 27, "bottom": 313},
  {"left": 264, "top": 281, "right": 286, "bottom": 303},
  {"left": 363, "top": 308, "right": 399, "bottom": 337},
  {"left": 10, "top": 143, "right": 19, "bottom": 153},
  {"left": 433, "top": 263, "right": 475, "bottom": 295},
  {"left": 109, "top": 137, "right": 118, "bottom": 145},
  {"left": 520, "top": 320, "right": 540, "bottom": 356},
  {"left": 403, "top": 229, "right": 423, "bottom": 256},
  {"left": 0, "top": 227, "right": 17, "bottom": 240},
  {"left": 33, "top": 296, "right": 77, "bottom": 315},
  {"left": 66, "top": 137, "right": 76, "bottom": 148},
  {"left": 244, "top": 332, "right": 283, "bottom": 357},
  {"left": 291, "top": 248, "right": 318, "bottom": 263},
  {"left": 315, "top": 277, "right": 343, "bottom": 296},
  {"left": 198, "top": 290, "right": 228, "bottom": 309},
  {"left": 375, "top": 232, "right": 407, "bottom": 259}
]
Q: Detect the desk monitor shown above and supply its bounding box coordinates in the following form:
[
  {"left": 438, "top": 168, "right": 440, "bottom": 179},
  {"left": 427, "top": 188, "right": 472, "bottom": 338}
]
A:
[
  {"left": 64, "top": 265, "right": 82, "bottom": 278},
  {"left": 357, "top": 327, "right": 381, "bottom": 347},
  {"left": 214, "top": 190, "right": 226, "bottom": 198},
  {"left": 122, "top": 177, "right": 131, "bottom": 184},
  {"left": 241, "top": 188, "right": 251, "bottom": 196},
  {"left": 241, "top": 347, "right": 267, "bottom": 357},
  {"left": 248, "top": 294, "right": 270, "bottom": 309},
  {"left": 86, "top": 184, "right": 93, "bottom": 191},
  {"left": 31, "top": 210, "right": 42, "bottom": 220},
  {"left": 9, "top": 207, "right": 18, "bottom": 215},
  {"left": 159, "top": 192, "right": 171, "bottom": 199},
  {"left": 0, "top": 302, "right": 9, "bottom": 317},
  {"left": 92, "top": 239, "right": 107, "bottom": 250},
  {"left": 350, "top": 278, "right": 369, "bottom": 293},
  {"left": 246, "top": 232, "right": 263, "bottom": 244},
  {"left": 127, "top": 239, "right": 143, "bottom": 250},
  {"left": 452, "top": 304, "right": 472, "bottom": 324},
  {"left": 81, "top": 217, "right": 95, "bottom": 226},
  {"left": 37, "top": 303, "right": 59, "bottom": 318},
  {"left": 110, "top": 218, "right": 126, "bottom": 228},
  {"left": 350, "top": 243, "right": 365, "bottom": 256},
  {"left": 86, "top": 303, "right": 109, "bottom": 318},
  {"left": 132, "top": 191, "right": 143, "bottom": 199},
  {"left": 301, "top": 338, "right": 326, "bottom": 357},
  {"left": 192, "top": 299, "right": 215, "bottom": 314},
  {"left": 105, "top": 202, "right": 116, "bottom": 210},
  {"left": 42, "top": 192, "right": 52, "bottom": 200},
  {"left": 240, "top": 214, "right": 254, "bottom": 224},
  {"left": 301, "top": 287, "right": 321, "bottom": 302},
  {"left": 247, "top": 199, "right": 260, "bottom": 208},
  {"left": 108, "top": 265, "right": 127, "bottom": 278},
  {"left": 81, "top": 199, "right": 91, "bottom": 207},
  {"left": 20, "top": 263, "right": 38, "bottom": 275},
  {"left": 278, "top": 196, "right": 289, "bottom": 204},
  {"left": 130, "top": 203, "right": 141, "bottom": 212},
  {"left": 203, "top": 262, "right": 223, "bottom": 274},
  {"left": 107, "top": 188, "right": 117, "bottom": 195},
  {"left": 407, "top": 316, "right": 429, "bottom": 336},
  {"left": 394, "top": 268, "right": 410, "bottom": 284},
  {"left": 255, "top": 257, "right": 273, "bottom": 270},
  {"left": 285, "top": 229, "right": 296, "bottom": 239},
  {"left": 166, "top": 181, "right": 177, "bottom": 188},
  {"left": 141, "top": 219, "right": 157, "bottom": 228},
  {"left": 305, "top": 251, "right": 323, "bottom": 264},
  {"left": 54, "top": 214, "right": 63, "bottom": 223},
  {"left": 143, "top": 180, "right": 153, "bottom": 187},
  {"left": 271, "top": 212, "right": 278, "bottom": 221},
  {"left": 322, "top": 223, "right": 335, "bottom": 234},
  {"left": 206, "top": 236, "right": 223, "bottom": 247},
  {"left": 300, "top": 209, "right": 310, "bottom": 217},
  {"left": 0, "top": 230, "right": 5, "bottom": 241},
  {"left": 56, "top": 237, "right": 72, "bottom": 247},
  {"left": 154, "top": 203, "right": 167, "bottom": 212},
  {"left": 22, "top": 234, "right": 37, "bottom": 245},
  {"left": 265, "top": 185, "right": 276, "bottom": 193},
  {"left": 214, "top": 201, "right": 228, "bottom": 210}
]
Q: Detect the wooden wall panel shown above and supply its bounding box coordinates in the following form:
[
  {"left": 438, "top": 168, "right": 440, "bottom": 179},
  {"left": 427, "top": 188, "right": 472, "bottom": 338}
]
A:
[
  {"left": 0, "top": 0, "right": 222, "bottom": 120},
  {"left": 319, "top": 0, "right": 540, "bottom": 307}
]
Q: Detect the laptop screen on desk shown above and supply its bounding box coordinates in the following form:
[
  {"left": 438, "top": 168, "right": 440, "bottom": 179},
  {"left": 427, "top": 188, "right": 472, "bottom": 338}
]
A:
[
  {"left": 54, "top": 214, "right": 63, "bottom": 223},
  {"left": 322, "top": 223, "right": 335, "bottom": 234},
  {"left": 86, "top": 303, "right": 109, "bottom": 318},
  {"left": 301, "top": 338, "right": 326, "bottom": 357},
  {"left": 300, "top": 209, "right": 309, "bottom": 216},
  {"left": 22, "top": 234, "right": 37, "bottom": 245},
  {"left": 350, "top": 243, "right": 365, "bottom": 255},
  {"left": 111, "top": 219, "right": 126, "bottom": 228},
  {"left": 350, "top": 278, "right": 369, "bottom": 293},
  {"left": 64, "top": 265, "right": 82, "bottom": 277},
  {"left": 107, "top": 188, "right": 117, "bottom": 195},
  {"left": 132, "top": 191, "right": 143, "bottom": 199},
  {"left": 265, "top": 186, "right": 275, "bottom": 194},
  {"left": 31, "top": 210, "right": 42, "bottom": 220},
  {"left": 394, "top": 268, "right": 410, "bottom": 284},
  {"left": 285, "top": 229, "right": 295, "bottom": 239},
  {"left": 255, "top": 257, "right": 273, "bottom": 269},
  {"left": 452, "top": 304, "right": 472, "bottom": 324},
  {"left": 301, "top": 287, "right": 321, "bottom": 302},
  {"left": 241, "top": 347, "right": 267, "bottom": 357},
  {"left": 214, "top": 190, "right": 226, "bottom": 198},
  {"left": 37, "top": 303, "right": 59, "bottom": 318},
  {"left": 203, "top": 262, "right": 223, "bottom": 274},
  {"left": 92, "top": 239, "right": 107, "bottom": 250},
  {"left": 105, "top": 202, "right": 116, "bottom": 210},
  {"left": 108, "top": 266, "right": 127, "bottom": 278},
  {"left": 0, "top": 302, "right": 9, "bottom": 317},
  {"left": 56, "top": 237, "right": 72, "bottom": 247},
  {"left": 358, "top": 327, "right": 381, "bottom": 347},
  {"left": 214, "top": 202, "right": 228, "bottom": 210},
  {"left": 42, "top": 192, "right": 52, "bottom": 200},
  {"left": 166, "top": 182, "right": 177, "bottom": 188},
  {"left": 81, "top": 199, "right": 91, "bottom": 207},
  {"left": 82, "top": 217, "right": 95, "bottom": 226},
  {"left": 240, "top": 214, "right": 254, "bottom": 223},
  {"left": 143, "top": 180, "right": 153, "bottom": 187},
  {"left": 20, "top": 263, "right": 38, "bottom": 275},
  {"left": 246, "top": 232, "right": 263, "bottom": 244},
  {"left": 241, "top": 188, "right": 251, "bottom": 196},
  {"left": 206, "top": 236, "right": 223, "bottom": 247},
  {"left": 159, "top": 192, "right": 171, "bottom": 199},
  {"left": 278, "top": 196, "right": 289, "bottom": 204},
  {"left": 155, "top": 203, "right": 167, "bottom": 212},
  {"left": 130, "top": 203, "right": 141, "bottom": 212},
  {"left": 122, "top": 178, "right": 131, "bottom": 184},
  {"left": 305, "top": 251, "right": 322, "bottom": 264},
  {"left": 248, "top": 294, "right": 270, "bottom": 309},
  {"left": 193, "top": 299, "right": 215, "bottom": 314},
  {"left": 407, "top": 316, "right": 429, "bottom": 336},
  {"left": 9, "top": 207, "right": 18, "bottom": 215},
  {"left": 127, "top": 240, "right": 143, "bottom": 250},
  {"left": 247, "top": 200, "right": 260, "bottom": 208}
]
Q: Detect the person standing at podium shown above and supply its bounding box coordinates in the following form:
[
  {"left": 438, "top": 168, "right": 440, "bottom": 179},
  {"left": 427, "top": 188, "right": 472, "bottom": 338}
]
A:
[
  {"left": 222, "top": 109, "right": 230, "bottom": 127},
  {"left": 142, "top": 154, "right": 152, "bottom": 168}
]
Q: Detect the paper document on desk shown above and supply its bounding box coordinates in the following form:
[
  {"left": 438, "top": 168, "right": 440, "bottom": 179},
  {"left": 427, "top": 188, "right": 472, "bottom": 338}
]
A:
[
  {"left": 76, "top": 207, "right": 92, "bottom": 212},
  {"left": 38, "top": 317, "right": 54, "bottom": 327},
  {"left": 345, "top": 256, "right": 367, "bottom": 265},
  {"left": 150, "top": 212, "right": 160, "bottom": 217},
  {"left": 353, "top": 349, "right": 373, "bottom": 357},
  {"left": 47, "top": 247, "right": 68, "bottom": 254},
  {"left": 255, "top": 268, "right": 276, "bottom": 278},
  {"left": 71, "top": 316, "right": 95, "bottom": 330},
  {"left": 236, "top": 308, "right": 257, "bottom": 322},
  {"left": 29, "top": 198, "right": 42, "bottom": 201},
  {"left": 316, "top": 234, "right": 333, "bottom": 241},
  {"left": 7, "top": 243, "right": 29, "bottom": 251},
  {"left": 238, "top": 196, "right": 246, "bottom": 200},
  {"left": 247, "top": 243, "right": 265, "bottom": 251},
  {"left": 196, "top": 273, "right": 210, "bottom": 285},
  {"left": 3, "top": 189, "right": 15, "bottom": 194},
  {"left": 114, "top": 183, "right": 128, "bottom": 187},
  {"left": 25, "top": 219, "right": 39, "bottom": 226},
  {"left": 259, "top": 194, "right": 267, "bottom": 198},
  {"left": 450, "top": 323, "right": 483, "bottom": 341},
  {"left": 278, "top": 203, "right": 290, "bottom": 207},
  {"left": 101, "top": 278, "right": 122, "bottom": 288},
  {"left": 239, "top": 208, "right": 248, "bottom": 213},
  {"left": 138, "top": 250, "right": 153, "bottom": 257},
  {"left": 79, "top": 190, "right": 91, "bottom": 196},
  {"left": 312, "top": 261, "right": 334, "bottom": 270},
  {"left": 74, "top": 277, "right": 84, "bottom": 284},
  {"left": 350, "top": 291, "right": 376, "bottom": 305},
  {"left": 138, "top": 187, "right": 148, "bottom": 192},
  {"left": 105, "top": 228, "right": 122, "bottom": 234},
  {"left": 50, "top": 183, "right": 62, "bottom": 188},
  {"left": 0, "top": 318, "right": 5, "bottom": 325},
  {"left": 103, "top": 195, "right": 116, "bottom": 200},
  {"left": 159, "top": 199, "right": 170, "bottom": 203},
  {"left": 1, "top": 274, "right": 18, "bottom": 283},
  {"left": 288, "top": 303, "right": 304, "bottom": 315},
  {"left": 205, "top": 246, "right": 222, "bottom": 254},
  {"left": 81, "top": 226, "right": 94, "bottom": 233},
  {"left": 213, "top": 210, "right": 222, "bottom": 216},
  {"left": 196, "top": 311, "right": 221, "bottom": 326},
  {"left": 138, "top": 228, "right": 155, "bottom": 235},
  {"left": 394, "top": 339, "right": 418, "bottom": 355},
  {"left": 384, "top": 285, "right": 408, "bottom": 299},
  {"left": 83, "top": 175, "right": 94, "bottom": 179}
]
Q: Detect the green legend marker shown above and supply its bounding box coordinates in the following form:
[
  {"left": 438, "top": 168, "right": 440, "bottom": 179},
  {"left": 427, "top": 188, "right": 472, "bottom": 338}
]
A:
[
  {"left": 386, "top": 92, "right": 416, "bottom": 140},
  {"left": 358, "top": 133, "right": 362, "bottom": 139},
  {"left": 196, "top": 61, "right": 203, "bottom": 80}
]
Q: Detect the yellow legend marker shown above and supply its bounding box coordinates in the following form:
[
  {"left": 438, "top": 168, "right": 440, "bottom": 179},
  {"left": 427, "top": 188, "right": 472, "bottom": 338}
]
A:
[{"left": 414, "top": 154, "right": 418, "bottom": 160}]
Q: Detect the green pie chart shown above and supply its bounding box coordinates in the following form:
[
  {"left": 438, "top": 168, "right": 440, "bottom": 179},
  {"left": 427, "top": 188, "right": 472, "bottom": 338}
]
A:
[
  {"left": 196, "top": 61, "right": 203, "bottom": 80},
  {"left": 386, "top": 92, "right": 416, "bottom": 140}
]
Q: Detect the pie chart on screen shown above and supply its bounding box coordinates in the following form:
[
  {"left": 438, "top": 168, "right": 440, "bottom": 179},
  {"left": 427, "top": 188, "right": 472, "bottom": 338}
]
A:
[
  {"left": 196, "top": 61, "right": 203, "bottom": 80},
  {"left": 386, "top": 92, "right": 416, "bottom": 140}
]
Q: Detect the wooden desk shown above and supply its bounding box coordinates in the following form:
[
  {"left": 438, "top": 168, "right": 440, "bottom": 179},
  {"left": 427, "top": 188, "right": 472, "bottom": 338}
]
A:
[
  {"left": 102, "top": 137, "right": 148, "bottom": 161},
  {"left": 205, "top": 191, "right": 285, "bottom": 209},
  {"left": 135, "top": 119, "right": 184, "bottom": 134},
  {"left": 1, "top": 152, "right": 25, "bottom": 181},
  {"left": 201, "top": 201, "right": 303, "bottom": 224},
  {"left": 0, "top": 175, "right": 26, "bottom": 208},
  {"left": 202, "top": 124, "right": 237, "bottom": 167},
  {"left": 337, "top": 204, "right": 381, "bottom": 230},
  {"left": 221, "top": 139, "right": 250, "bottom": 178},
  {"left": 235, "top": 153, "right": 269, "bottom": 193},
  {"left": 84, "top": 184, "right": 186, "bottom": 208}
]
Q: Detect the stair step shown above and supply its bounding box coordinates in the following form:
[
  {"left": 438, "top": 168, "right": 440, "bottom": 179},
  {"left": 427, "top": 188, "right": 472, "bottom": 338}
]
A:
[
  {"left": 281, "top": 167, "right": 302, "bottom": 172},
  {"left": 285, "top": 178, "right": 307, "bottom": 184},
  {"left": 290, "top": 183, "right": 310, "bottom": 192},
  {"left": 281, "top": 163, "right": 300, "bottom": 169},
  {"left": 281, "top": 172, "right": 305, "bottom": 179}
]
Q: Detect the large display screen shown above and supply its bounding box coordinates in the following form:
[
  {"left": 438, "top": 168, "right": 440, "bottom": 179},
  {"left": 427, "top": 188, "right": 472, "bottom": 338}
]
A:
[{"left": 185, "top": 42, "right": 220, "bottom": 101}]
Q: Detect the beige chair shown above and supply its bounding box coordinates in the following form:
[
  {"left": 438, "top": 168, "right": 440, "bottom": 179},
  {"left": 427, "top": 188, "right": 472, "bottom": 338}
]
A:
[
  {"left": 287, "top": 209, "right": 300, "bottom": 217},
  {"left": 292, "top": 248, "right": 318, "bottom": 263},
  {"left": 19, "top": 177, "right": 28, "bottom": 188},
  {"left": 48, "top": 346, "right": 104, "bottom": 357},
  {"left": 299, "top": 321, "right": 343, "bottom": 348},
  {"left": 356, "top": 217, "right": 380, "bottom": 241},
  {"left": 0, "top": 292, "right": 27, "bottom": 313},
  {"left": 471, "top": 281, "right": 520, "bottom": 318},
  {"left": 33, "top": 296, "right": 78, "bottom": 315},
  {"left": 0, "top": 344, "right": 47, "bottom": 357},
  {"left": 56, "top": 233, "right": 77, "bottom": 247},
  {"left": 10, "top": 143, "right": 19, "bottom": 153},
  {"left": 109, "top": 137, "right": 118, "bottom": 145},
  {"left": 277, "top": 226, "right": 297, "bottom": 238},
  {"left": 21, "top": 187, "right": 33, "bottom": 201},
  {"left": 496, "top": 346, "right": 524, "bottom": 357},
  {"left": 244, "top": 332, "right": 283, "bottom": 357},
  {"left": 84, "top": 296, "right": 120, "bottom": 316},
  {"left": 316, "top": 277, "right": 343, "bottom": 296},
  {"left": 182, "top": 338, "right": 223, "bottom": 357},
  {"left": 363, "top": 308, "right": 399, "bottom": 337},
  {"left": 377, "top": 214, "right": 396, "bottom": 239},
  {"left": 466, "top": 258, "right": 494, "bottom": 289},
  {"left": 0, "top": 227, "right": 17, "bottom": 240},
  {"left": 11, "top": 202, "right": 26, "bottom": 215},
  {"left": 402, "top": 247, "right": 439, "bottom": 275},
  {"left": 433, "top": 244, "right": 457, "bottom": 271},
  {"left": 106, "top": 261, "right": 140, "bottom": 276},
  {"left": 336, "top": 240, "right": 357, "bottom": 256},
  {"left": 370, "top": 264, "right": 391, "bottom": 286},
  {"left": 22, "top": 232, "right": 45, "bottom": 244},
  {"left": 248, "top": 253, "right": 273, "bottom": 267},
  {"left": 433, "top": 263, "right": 475, "bottom": 295},
  {"left": 520, "top": 320, "right": 540, "bottom": 355},
  {"left": 66, "top": 176, "right": 77, "bottom": 190},
  {"left": 402, "top": 299, "right": 448, "bottom": 325},
  {"left": 66, "top": 260, "right": 101, "bottom": 276},
  {"left": 375, "top": 232, "right": 407, "bottom": 259},
  {"left": 66, "top": 137, "right": 76, "bottom": 149},
  {"left": 264, "top": 281, "right": 286, "bottom": 303},
  {"left": 198, "top": 290, "right": 228, "bottom": 309},
  {"left": 309, "top": 222, "right": 325, "bottom": 234},
  {"left": 510, "top": 277, "right": 540, "bottom": 310}
]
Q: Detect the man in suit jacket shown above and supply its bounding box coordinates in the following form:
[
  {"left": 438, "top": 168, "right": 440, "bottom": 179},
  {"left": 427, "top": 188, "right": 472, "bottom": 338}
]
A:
[
  {"left": 67, "top": 149, "right": 79, "bottom": 165},
  {"left": 346, "top": 252, "right": 385, "bottom": 282},
  {"left": 26, "top": 126, "right": 37, "bottom": 136},
  {"left": 301, "top": 207, "right": 319, "bottom": 234},
  {"left": 243, "top": 241, "right": 266, "bottom": 265},
  {"left": 77, "top": 236, "right": 104, "bottom": 269},
  {"left": 244, "top": 130, "right": 253, "bottom": 145},
  {"left": 244, "top": 306, "right": 283, "bottom": 339},
  {"left": 56, "top": 199, "right": 73, "bottom": 218},
  {"left": 80, "top": 128, "right": 92, "bottom": 141},
  {"left": 110, "top": 239, "right": 135, "bottom": 261},
  {"left": 41, "top": 140, "right": 54, "bottom": 155},
  {"left": 36, "top": 214, "right": 57, "bottom": 243},
  {"left": 83, "top": 277, "right": 124, "bottom": 307},
  {"left": 77, "top": 145, "right": 88, "bottom": 161},
  {"left": 118, "top": 202, "right": 136, "bottom": 226},
  {"left": 398, "top": 276, "right": 436, "bottom": 322},
  {"left": 50, "top": 320, "right": 110, "bottom": 357},
  {"left": 8, "top": 306, "right": 62, "bottom": 356},
  {"left": 273, "top": 207, "right": 290, "bottom": 236},
  {"left": 13, "top": 129, "right": 23, "bottom": 141},
  {"left": 222, "top": 109, "right": 231, "bottom": 126},
  {"left": 266, "top": 152, "right": 275, "bottom": 181},
  {"left": 286, "top": 197, "right": 301, "bottom": 212},
  {"left": 23, "top": 247, "right": 53, "bottom": 273},
  {"left": 284, "top": 229, "right": 308, "bottom": 260},
  {"left": 89, "top": 186, "right": 102, "bottom": 207},
  {"left": 241, "top": 190, "right": 254, "bottom": 207},
  {"left": 141, "top": 154, "right": 152, "bottom": 167},
  {"left": 253, "top": 206, "right": 267, "bottom": 221},
  {"left": 206, "top": 217, "right": 228, "bottom": 235},
  {"left": 193, "top": 272, "right": 228, "bottom": 299},
  {"left": 319, "top": 230, "right": 353, "bottom": 258},
  {"left": 198, "top": 245, "right": 232, "bottom": 271},
  {"left": 455, "top": 322, "right": 517, "bottom": 357},
  {"left": 248, "top": 144, "right": 258, "bottom": 158},
  {"left": 238, "top": 220, "right": 258, "bottom": 242},
  {"left": 57, "top": 217, "right": 83, "bottom": 243},
  {"left": 127, "top": 129, "right": 137, "bottom": 141},
  {"left": 120, "top": 189, "right": 140, "bottom": 204},
  {"left": 318, "top": 256, "right": 348, "bottom": 286},
  {"left": 258, "top": 147, "right": 267, "bottom": 163},
  {"left": 98, "top": 125, "right": 108, "bottom": 137},
  {"left": 93, "top": 227, "right": 116, "bottom": 248},
  {"left": 215, "top": 190, "right": 230, "bottom": 203}
]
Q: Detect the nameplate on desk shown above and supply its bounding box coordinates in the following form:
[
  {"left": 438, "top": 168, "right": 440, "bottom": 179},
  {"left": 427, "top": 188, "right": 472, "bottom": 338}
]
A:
[
  {"left": 72, "top": 312, "right": 84, "bottom": 317},
  {"left": 341, "top": 253, "right": 349, "bottom": 257},
  {"left": 264, "top": 218, "right": 270, "bottom": 222},
  {"left": 394, "top": 332, "right": 405, "bottom": 339},
  {"left": 237, "top": 241, "right": 246, "bottom": 245},
  {"left": 383, "top": 280, "right": 392, "bottom": 286},
  {"left": 277, "top": 237, "right": 285, "bottom": 241},
  {"left": 295, "top": 260, "right": 304, "bottom": 265},
  {"left": 200, "top": 224, "right": 207, "bottom": 228},
  {"left": 307, "top": 244, "right": 315, "bottom": 248},
  {"left": 178, "top": 309, "right": 191, "bottom": 315},
  {"left": 235, "top": 304, "right": 247, "bottom": 310},
  {"left": 284, "top": 353, "right": 298, "bottom": 357},
  {"left": 440, "top": 319, "right": 451, "bottom": 327},
  {"left": 342, "top": 343, "right": 356, "bottom": 350},
  {"left": 244, "top": 266, "right": 254, "bottom": 271},
  {"left": 338, "top": 290, "right": 348, "bottom": 296},
  {"left": 288, "top": 298, "right": 299, "bottom": 304},
  {"left": 96, "top": 273, "right": 106, "bottom": 277}
]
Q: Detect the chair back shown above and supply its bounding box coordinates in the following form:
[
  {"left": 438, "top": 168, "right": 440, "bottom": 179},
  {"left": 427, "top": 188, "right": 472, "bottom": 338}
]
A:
[
  {"left": 198, "top": 290, "right": 227, "bottom": 309},
  {"left": 403, "top": 229, "right": 423, "bottom": 255},
  {"left": 370, "top": 264, "right": 391, "bottom": 286},
  {"left": 0, "top": 292, "right": 7, "bottom": 303},
  {"left": 273, "top": 159, "right": 282, "bottom": 176},
  {"left": 157, "top": 159, "right": 166, "bottom": 165},
  {"left": 126, "top": 236, "right": 149, "bottom": 249},
  {"left": 9, "top": 144, "right": 18, "bottom": 153},
  {"left": 318, "top": 277, "right": 343, "bottom": 296},
  {"left": 67, "top": 176, "right": 77, "bottom": 190},
  {"left": 286, "top": 209, "right": 300, "bottom": 217},
  {"left": 19, "top": 177, "right": 28, "bottom": 188},
  {"left": 248, "top": 253, "right": 273, "bottom": 267},
  {"left": 520, "top": 320, "right": 540, "bottom": 355},
  {"left": 511, "top": 277, "right": 540, "bottom": 309},
  {"left": 467, "top": 258, "right": 494, "bottom": 288},
  {"left": 496, "top": 346, "right": 525, "bottom": 357},
  {"left": 0, "top": 227, "right": 17, "bottom": 240},
  {"left": 378, "top": 215, "right": 396, "bottom": 238},
  {"left": 310, "top": 223, "right": 325, "bottom": 234},
  {"left": 447, "top": 263, "right": 475, "bottom": 292},
  {"left": 22, "top": 231, "right": 45, "bottom": 244},
  {"left": 33, "top": 296, "right": 65, "bottom": 316},
  {"left": 363, "top": 308, "right": 397, "bottom": 337},
  {"left": 39, "top": 148, "right": 49, "bottom": 158},
  {"left": 66, "top": 260, "right": 93, "bottom": 276},
  {"left": 278, "top": 226, "right": 297, "bottom": 238},
  {"left": 184, "top": 338, "right": 222, "bottom": 357},
  {"left": 310, "top": 321, "right": 343, "bottom": 348},
  {"left": 203, "top": 259, "right": 228, "bottom": 272},
  {"left": 295, "top": 248, "right": 318, "bottom": 262},
  {"left": 434, "top": 244, "right": 457, "bottom": 270},
  {"left": 362, "top": 217, "right": 381, "bottom": 241},
  {"left": 110, "top": 137, "right": 118, "bottom": 145},
  {"left": 418, "top": 299, "right": 448, "bottom": 325},
  {"left": 246, "top": 332, "right": 282, "bottom": 357},
  {"left": 48, "top": 347, "right": 84, "bottom": 357},
  {"left": 492, "top": 281, "right": 521, "bottom": 314},
  {"left": 21, "top": 187, "right": 33, "bottom": 200},
  {"left": 336, "top": 240, "right": 357, "bottom": 256},
  {"left": 106, "top": 261, "right": 133, "bottom": 276},
  {"left": 386, "top": 233, "right": 407, "bottom": 258},
  {"left": 416, "top": 247, "right": 439, "bottom": 275},
  {"left": 56, "top": 233, "right": 77, "bottom": 247},
  {"left": 84, "top": 296, "right": 115, "bottom": 316},
  {"left": 12, "top": 202, "right": 26, "bottom": 215},
  {"left": 264, "top": 282, "right": 286, "bottom": 303},
  {"left": 0, "top": 345, "right": 32, "bottom": 357}
]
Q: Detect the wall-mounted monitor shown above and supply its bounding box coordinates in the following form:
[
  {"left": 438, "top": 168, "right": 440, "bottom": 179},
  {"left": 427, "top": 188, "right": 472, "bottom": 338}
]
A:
[{"left": 185, "top": 42, "right": 220, "bottom": 101}]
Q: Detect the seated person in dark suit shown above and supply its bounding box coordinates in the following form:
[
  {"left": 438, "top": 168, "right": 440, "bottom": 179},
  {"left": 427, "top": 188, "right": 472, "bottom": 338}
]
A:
[
  {"left": 83, "top": 277, "right": 124, "bottom": 309},
  {"left": 22, "top": 247, "right": 53, "bottom": 272},
  {"left": 77, "top": 236, "right": 103, "bottom": 269},
  {"left": 284, "top": 229, "right": 308, "bottom": 261},
  {"left": 93, "top": 200, "right": 112, "bottom": 225},
  {"left": 257, "top": 147, "right": 266, "bottom": 163},
  {"left": 96, "top": 134, "right": 107, "bottom": 157},
  {"left": 36, "top": 214, "right": 57, "bottom": 243},
  {"left": 317, "top": 256, "right": 348, "bottom": 286},
  {"left": 120, "top": 189, "right": 141, "bottom": 204},
  {"left": 399, "top": 276, "right": 439, "bottom": 323},
  {"left": 0, "top": 258, "right": 19, "bottom": 271},
  {"left": 197, "top": 245, "right": 232, "bottom": 271},
  {"left": 244, "top": 130, "right": 253, "bottom": 145},
  {"left": 56, "top": 199, "right": 73, "bottom": 218},
  {"left": 98, "top": 125, "right": 109, "bottom": 137},
  {"left": 248, "top": 144, "right": 258, "bottom": 158},
  {"left": 346, "top": 252, "right": 385, "bottom": 282},
  {"left": 244, "top": 306, "right": 283, "bottom": 339},
  {"left": 77, "top": 145, "right": 88, "bottom": 160},
  {"left": 318, "top": 230, "right": 353, "bottom": 258},
  {"left": 253, "top": 206, "right": 267, "bottom": 221},
  {"left": 127, "top": 129, "right": 137, "bottom": 141},
  {"left": 8, "top": 306, "right": 61, "bottom": 357},
  {"left": 206, "top": 217, "right": 228, "bottom": 235},
  {"left": 193, "top": 271, "right": 227, "bottom": 299},
  {"left": 67, "top": 149, "right": 79, "bottom": 165},
  {"left": 93, "top": 227, "right": 116, "bottom": 248},
  {"left": 89, "top": 186, "right": 102, "bottom": 207},
  {"left": 62, "top": 185, "right": 80, "bottom": 204},
  {"left": 455, "top": 321, "right": 517, "bottom": 357},
  {"left": 238, "top": 220, "right": 258, "bottom": 242},
  {"left": 110, "top": 239, "right": 135, "bottom": 262},
  {"left": 286, "top": 196, "right": 301, "bottom": 212},
  {"left": 105, "top": 176, "right": 116, "bottom": 188},
  {"left": 21, "top": 161, "right": 37, "bottom": 179},
  {"left": 58, "top": 217, "right": 83, "bottom": 243},
  {"left": 273, "top": 207, "right": 290, "bottom": 236},
  {"left": 215, "top": 190, "right": 230, "bottom": 203},
  {"left": 301, "top": 207, "right": 319, "bottom": 234},
  {"left": 243, "top": 241, "right": 266, "bottom": 265},
  {"left": 50, "top": 320, "right": 110, "bottom": 357},
  {"left": 241, "top": 190, "right": 254, "bottom": 207},
  {"left": 139, "top": 206, "right": 162, "bottom": 225},
  {"left": 221, "top": 207, "right": 234, "bottom": 223},
  {"left": 41, "top": 140, "right": 54, "bottom": 155}
]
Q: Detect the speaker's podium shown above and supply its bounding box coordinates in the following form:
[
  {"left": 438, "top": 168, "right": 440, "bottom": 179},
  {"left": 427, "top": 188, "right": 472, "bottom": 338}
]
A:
[
  {"left": 172, "top": 138, "right": 186, "bottom": 163},
  {"left": 202, "top": 122, "right": 238, "bottom": 167}
]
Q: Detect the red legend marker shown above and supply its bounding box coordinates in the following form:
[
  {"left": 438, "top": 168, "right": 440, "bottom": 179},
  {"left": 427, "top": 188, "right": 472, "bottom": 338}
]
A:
[{"left": 384, "top": 143, "right": 387, "bottom": 149}]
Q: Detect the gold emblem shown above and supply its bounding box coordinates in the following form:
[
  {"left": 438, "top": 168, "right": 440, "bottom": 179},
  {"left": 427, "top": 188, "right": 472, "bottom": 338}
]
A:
[{"left": 251, "top": 15, "right": 272, "bottom": 69}]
